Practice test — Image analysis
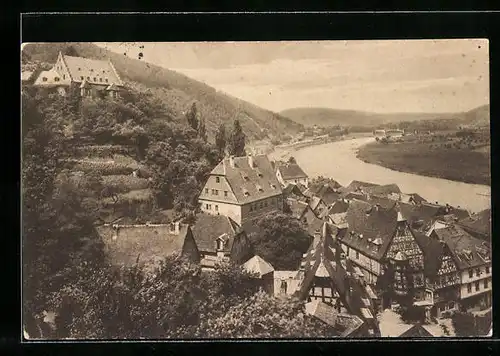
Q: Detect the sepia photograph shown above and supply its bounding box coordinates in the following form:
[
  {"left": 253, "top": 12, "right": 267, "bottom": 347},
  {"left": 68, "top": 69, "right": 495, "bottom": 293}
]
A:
[{"left": 21, "top": 39, "right": 491, "bottom": 340}]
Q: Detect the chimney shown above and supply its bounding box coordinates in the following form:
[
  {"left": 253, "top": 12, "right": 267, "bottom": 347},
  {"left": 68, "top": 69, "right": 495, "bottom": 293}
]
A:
[
  {"left": 248, "top": 154, "right": 254, "bottom": 168},
  {"left": 229, "top": 155, "right": 235, "bottom": 168}
]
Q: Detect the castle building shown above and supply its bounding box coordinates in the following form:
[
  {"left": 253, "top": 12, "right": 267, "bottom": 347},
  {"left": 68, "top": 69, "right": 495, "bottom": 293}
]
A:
[{"left": 32, "top": 51, "right": 124, "bottom": 98}]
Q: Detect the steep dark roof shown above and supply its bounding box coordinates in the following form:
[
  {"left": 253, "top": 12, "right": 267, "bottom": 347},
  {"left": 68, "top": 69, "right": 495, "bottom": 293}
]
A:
[
  {"left": 296, "top": 223, "right": 379, "bottom": 332},
  {"left": 307, "top": 184, "right": 342, "bottom": 205},
  {"left": 286, "top": 198, "right": 310, "bottom": 219},
  {"left": 190, "top": 213, "right": 240, "bottom": 253},
  {"left": 283, "top": 183, "right": 306, "bottom": 198},
  {"left": 399, "top": 324, "right": 433, "bottom": 338},
  {"left": 210, "top": 155, "right": 282, "bottom": 204},
  {"left": 458, "top": 208, "right": 491, "bottom": 240},
  {"left": 366, "top": 195, "right": 398, "bottom": 210},
  {"left": 305, "top": 300, "right": 338, "bottom": 327},
  {"left": 398, "top": 202, "right": 443, "bottom": 229},
  {"left": 324, "top": 200, "right": 350, "bottom": 216},
  {"left": 412, "top": 229, "right": 445, "bottom": 278},
  {"left": 276, "top": 163, "right": 308, "bottom": 179},
  {"left": 341, "top": 199, "right": 399, "bottom": 261},
  {"left": 431, "top": 225, "right": 491, "bottom": 270}
]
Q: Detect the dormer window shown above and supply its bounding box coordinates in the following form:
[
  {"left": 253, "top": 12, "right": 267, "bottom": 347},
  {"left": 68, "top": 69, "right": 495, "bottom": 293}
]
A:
[
  {"left": 42, "top": 77, "right": 47, "bottom": 82},
  {"left": 103, "top": 70, "right": 106, "bottom": 73},
  {"left": 270, "top": 184, "right": 276, "bottom": 189},
  {"left": 91, "top": 69, "right": 94, "bottom": 72},
  {"left": 78, "top": 67, "right": 81, "bottom": 71},
  {"left": 54, "top": 77, "right": 60, "bottom": 82},
  {"left": 216, "top": 239, "right": 224, "bottom": 251}
]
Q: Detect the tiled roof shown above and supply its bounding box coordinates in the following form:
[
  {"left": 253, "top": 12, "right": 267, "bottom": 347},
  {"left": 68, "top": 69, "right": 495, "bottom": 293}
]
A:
[
  {"left": 363, "top": 184, "right": 401, "bottom": 196},
  {"left": 399, "top": 324, "right": 434, "bottom": 338},
  {"left": 305, "top": 300, "right": 338, "bottom": 327},
  {"left": 309, "top": 196, "right": 323, "bottom": 212},
  {"left": 341, "top": 199, "right": 400, "bottom": 261},
  {"left": 342, "top": 180, "right": 380, "bottom": 193},
  {"left": 320, "top": 200, "right": 349, "bottom": 219},
  {"left": 431, "top": 225, "right": 491, "bottom": 270},
  {"left": 398, "top": 201, "right": 443, "bottom": 229},
  {"left": 328, "top": 212, "right": 348, "bottom": 229},
  {"left": 458, "top": 208, "right": 491, "bottom": 239},
  {"left": 366, "top": 195, "right": 398, "bottom": 210},
  {"left": 96, "top": 223, "right": 197, "bottom": 269},
  {"left": 283, "top": 183, "right": 306, "bottom": 198},
  {"left": 276, "top": 163, "right": 308, "bottom": 179},
  {"left": 62, "top": 54, "right": 122, "bottom": 86},
  {"left": 209, "top": 155, "right": 283, "bottom": 204},
  {"left": 190, "top": 213, "right": 240, "bottom": 254},
  {"left": 243, "top": 255, "right": 275, "bottom": 277}
]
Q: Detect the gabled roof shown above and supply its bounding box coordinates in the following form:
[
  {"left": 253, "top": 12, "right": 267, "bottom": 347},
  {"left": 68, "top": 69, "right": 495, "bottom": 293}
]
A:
[
  {"left": 190, "top": 213, "right": 241, "bottom": 254},
  {"left": 342, "top": 180, "right": 380, "bottom": 193},
  {"left": 21, "top": 71, "right": 35, "bottom": 81},
  {"left": 399, "top": 324, "right": 434, "bottom": 338},
  {"left": 96, "top": 223, "right": 197, "bottom": 269},
  {"left": 306, "top": 184, "right": 342, "bottom": 206},
  {"left": 276, "top": 162, "right": 308, "bottom": 179},
  {"left": 412, "top": 229, "right": 445, "bottom": 278},
  {"left": 309, "top": 196, "right": 324, "bottom": 212},
  {"left": 209, "top": 155, "right": 282, "bottom": 204},
  {"left": 431, "top": 225, "right": 491, "bottom": 270},
  {"left": 341, "top": 199, "right": 400, "bottom": 261},
  {"left": 33, "top": 68, "right": 69, "bottom": 87},
  {"left": 296, "top": 223, "right": 379, "bottom": 332},
  {"left": 328, "top": 212, "right": 348, "bottom": 229},
  {"left": 319, "top": 200, "right": 349, "bottom": 219},
  {"left": 62, "top": 54, "right": 122, "bottom": 85},
  {"left": 458, "top": 208, "right": 491, "bottom": 239},
  {"left": 283, "top": 183, "right": 306, "bottom": 198},
  {"left": 242, "top": 255, "right": 274, "bottom": 277},
  {"left": 364, "top": 184, "right": 402, "bottom": 196}
]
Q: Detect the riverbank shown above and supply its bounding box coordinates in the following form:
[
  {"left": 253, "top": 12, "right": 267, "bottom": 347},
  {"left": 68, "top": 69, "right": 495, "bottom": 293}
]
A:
[
  {"left": 357, "top": 141, "right": 491, "bottom": 186},
  {"left": 282, "top": 137, "right": 490, "bottom": 213}
]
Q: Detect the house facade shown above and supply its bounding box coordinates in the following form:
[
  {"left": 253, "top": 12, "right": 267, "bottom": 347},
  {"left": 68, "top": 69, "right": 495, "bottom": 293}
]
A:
[
  {"left": 198, "top": 154, "right": 284, "bottom": 225},
  {"left": 32, "top": 51, "right": 124, "bottom": 98},
  {"left": 275, "top": 162, "right": 309, "bottom": 187}
]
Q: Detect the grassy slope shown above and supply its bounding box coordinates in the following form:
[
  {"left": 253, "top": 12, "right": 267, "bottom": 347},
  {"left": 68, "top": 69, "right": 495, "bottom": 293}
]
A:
[
  {"left": 22, "top": 42, "right": 304, "bottom": 142},
  {"left": 280, "top": 105, "right": 490, "bottom": 128},
  {"left": 357, "top": 140, "right": 491, "bottom": 186}
]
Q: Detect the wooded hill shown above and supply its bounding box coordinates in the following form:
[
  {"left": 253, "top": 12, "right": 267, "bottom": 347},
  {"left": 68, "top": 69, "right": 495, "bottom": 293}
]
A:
[
  {"left": 22, "top": 42, "right": 304, "bottom": 142},
  {"left": 280, "top": 105, "right": 490, "bottom": 129}
]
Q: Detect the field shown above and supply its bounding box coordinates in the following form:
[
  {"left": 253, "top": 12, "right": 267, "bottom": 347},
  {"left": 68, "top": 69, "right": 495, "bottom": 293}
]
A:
[{"left": 357, "top": 131, "right": 491, "bottom": 186}]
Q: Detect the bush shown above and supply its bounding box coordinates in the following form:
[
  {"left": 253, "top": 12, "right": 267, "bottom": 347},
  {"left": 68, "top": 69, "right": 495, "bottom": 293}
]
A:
[
  {"left": 73, "top": 160, "right": 136, "bottom": 176},
  {"left": 397, "top": 305, "right": 426, "bottom": 323},
  {"left": 75, "top": 145, "right": 132, "bottom": 158}
]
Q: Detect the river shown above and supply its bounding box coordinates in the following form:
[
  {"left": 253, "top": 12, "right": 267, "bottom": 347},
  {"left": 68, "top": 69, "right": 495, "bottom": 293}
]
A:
[{"left": 270, "top": 137, "right": 490, "bottom": 213}]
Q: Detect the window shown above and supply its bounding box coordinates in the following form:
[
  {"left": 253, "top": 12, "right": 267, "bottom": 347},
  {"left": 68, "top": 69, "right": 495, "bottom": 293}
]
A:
[
  {"left": 105, "top": 78, "right": 108, "bottom": 83},
  {"left": 78, "top": 67, "right": 81, "bottom": 71},
  {"left": 205, "top": 188, "right": 209, "bottom": 194},
  {"left": 63, "top": 75, "right": 66, "bottom": 80},
  {"left": 449, "top": 301, "right": 455, "bottom": 309},
  {"left": 346, "top": 247, "right": 350, "bottom": 256},
  {"left": 475, "top": 281, "right": 480, "bottom": 291},
  {"left": 224, "top": 191, "right": 228, "bottom": 197},
  {"left": 100, "top": 78, "right": 103, "bottom": 82},
  {"left": 205, "top": 204, "right": 209, "bottom": 210},
  {"left": 215, "top": 190, "right": 219, "bottom": 196},
  {"left": 80, "top": 76, "right": 84, "bottom": 80},
  {"left": 484, "top": 279, "right": 489, "bottom": 289},
  {"left": 216, "top": 239, "right": 224, "bottom": 250},
  {"left": 486, "top": 266, "right": 490, "bottom": 274},
  {"left": 215, "top": 205, "right": 219, "bottom": 212},
  {"left": 469, "top": 269, "right": 473, "bottom": 278},
  {"left": 211, "top": 189, "right": 215, "bottom": 195},
  {"left": 91, "top": 69, "right": 94, "bottom": 72},
  {"left": 476, "top": 268, "right": 481, "bottom": 277},
  {"left": 93, "top": 77, "right": 97, "bottom": 81},
  {"left": 87, "top": 77, "right": 90, "bottom": 80},
  {"left": 467, "top": 283, "right": 472, "bottom": 293},
  {"left": 42, "top": 77, "right": 47, "bottom": 82},
  {"left": 216, "top": 177, "right": 220, "bottom": 183},
  {"left": 356, "top": 251, "right": 359, "bottom": 259},
  {"left": 54, "top": 77, "right": 60, "bottom": 82}
]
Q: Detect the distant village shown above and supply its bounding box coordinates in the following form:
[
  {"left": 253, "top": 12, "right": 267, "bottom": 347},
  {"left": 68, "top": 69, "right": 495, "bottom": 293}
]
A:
[{"left": 22, "top": 52, "right": 492, "bottom": 338}]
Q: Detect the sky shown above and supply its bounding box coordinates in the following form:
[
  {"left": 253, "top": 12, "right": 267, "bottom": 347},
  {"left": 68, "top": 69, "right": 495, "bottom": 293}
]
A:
[{"left": 95, "top": 40, "right": 489, "bottom": 114}]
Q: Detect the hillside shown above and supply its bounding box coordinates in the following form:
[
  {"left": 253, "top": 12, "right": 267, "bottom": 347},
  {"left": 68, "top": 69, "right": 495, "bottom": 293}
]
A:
[
  {"left": 280, "top": 105, "right": 489, "bottom": 128},
  {"left": 22, "top": 42, "right": 304, "bottom": 142}
]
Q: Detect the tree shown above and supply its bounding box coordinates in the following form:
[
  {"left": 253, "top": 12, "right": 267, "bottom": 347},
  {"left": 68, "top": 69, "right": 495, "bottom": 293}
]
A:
[
  {"left": 198, "top": 115, "right": 207, "bottom": 142},
  {"left": 215, "top": 123, "right": 227, "bottom": 155},
  {"left": 249, "top": 212, "right": 312, "bottom": 270},
  {"left": 186, "top": 102, "right": 199, "bottom": 131},
  {"left": 192, "top": 290, "right": 333, "bottom": 338},
  {"left": 64, "top": 46, "right": 79, "bottom": 57},
  {"left": 228, "top": 119, "right": 246, "bottom": 156}
]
